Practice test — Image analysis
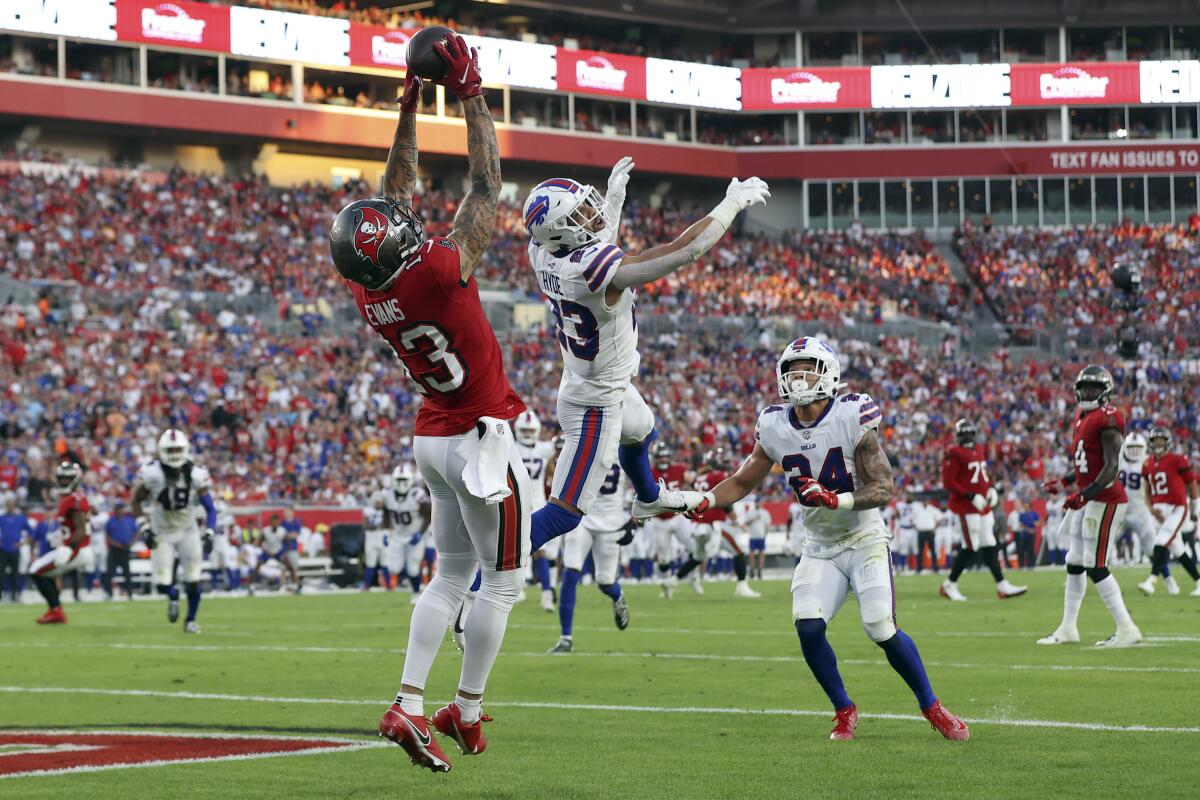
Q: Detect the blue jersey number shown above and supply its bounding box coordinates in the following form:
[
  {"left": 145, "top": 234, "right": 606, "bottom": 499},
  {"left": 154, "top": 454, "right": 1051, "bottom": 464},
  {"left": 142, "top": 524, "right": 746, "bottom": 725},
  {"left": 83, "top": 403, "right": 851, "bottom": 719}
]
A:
[
  {"left": 599, "top": 465, "right": 621, "bottom": 495},
  {"left": 549, "top": 298, "right": 599, "bottom": 361},
  {"left": 1119, "top": 470, "right": 1141, "bottom": 491},
  {"left": 781, "top": 448, "right": 854, "bottom": 501}
]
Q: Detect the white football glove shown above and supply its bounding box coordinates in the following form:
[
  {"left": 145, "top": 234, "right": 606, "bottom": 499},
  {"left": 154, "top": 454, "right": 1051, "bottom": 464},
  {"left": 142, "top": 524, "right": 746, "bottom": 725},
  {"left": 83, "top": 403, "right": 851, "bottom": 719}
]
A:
[
  {"left": 986, "top": 487, "right": 1000, "bottom": 509},
  {"left": 606, "top": 156, "right": 635, "bottom": 198},
  {"left": 725, "top": 177, "right": 771, "bottom": 211},
  {"left": 970, "top": 493, "right": 988, "bottom": 513}
]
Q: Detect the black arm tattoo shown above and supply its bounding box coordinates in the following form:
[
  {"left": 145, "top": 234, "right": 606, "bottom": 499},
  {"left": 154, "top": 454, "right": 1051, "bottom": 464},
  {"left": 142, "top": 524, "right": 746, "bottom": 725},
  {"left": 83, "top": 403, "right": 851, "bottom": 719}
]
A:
[
  {"left": 852, "top": 429, "right": 894, "bottom": 510},
  {"left": 381, "top": 109, "right": 418, "bottom": 201},
  {"left": 1083, "top": 428, "right": 1123, "bottom": 498},
  {"left": 448, "top": 95, "right": 501, "bottom": 281}
]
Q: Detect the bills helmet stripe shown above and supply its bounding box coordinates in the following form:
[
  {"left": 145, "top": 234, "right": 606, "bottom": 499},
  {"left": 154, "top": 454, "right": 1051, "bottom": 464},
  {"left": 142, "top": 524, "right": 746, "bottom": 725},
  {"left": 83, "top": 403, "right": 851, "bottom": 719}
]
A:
[
  {"left": 524, "top": 198, "right": 551, "bottom": 227},
  {"left": 586, "top": 250, "right": 622, "bottom": 291},
  {"left": 536, "top": 178, "right": 579, "bottom": 192},
  {"left": 582, "top": 244, "right": 619, "bottom": 280}
]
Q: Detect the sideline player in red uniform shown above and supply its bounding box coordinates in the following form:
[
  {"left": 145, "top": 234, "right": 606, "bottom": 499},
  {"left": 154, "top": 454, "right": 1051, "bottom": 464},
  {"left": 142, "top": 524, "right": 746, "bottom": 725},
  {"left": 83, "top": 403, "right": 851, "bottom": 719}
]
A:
[
  {"left": 939, "top": 419, "right": 1027, "bottom": 601},
  {"left": 677, "top": 448, "right": 760, "bottom": 597},
  {"left": 330, "top": 35, "right": 535, "bottom": 773},
  {"left": 1039, "top": 366, "right": 1142, "bottom": 647},
  {"left": 1136, "top": 427, "right": 1200, "bottom": 596},
  {"left": 29, "top": 462, "right": 91, "bottom": 625}
]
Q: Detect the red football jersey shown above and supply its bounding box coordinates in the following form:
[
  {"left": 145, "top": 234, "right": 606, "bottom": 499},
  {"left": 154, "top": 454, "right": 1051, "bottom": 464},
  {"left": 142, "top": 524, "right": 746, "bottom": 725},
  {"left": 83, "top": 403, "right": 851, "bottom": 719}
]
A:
[
  {"left": 57, "top": 491, "right": 90, "bottom": 550},
  {"left": 1070, "top": 405, "right": 1127, "bottom": 504},
  {"left": 941, "top": 444, "right": 991, "bottom": 515},
  {"left": 1143, "top": 453, "right": 1193, "bottom": 506},
  {"left": 346, "top": 237, "right": 526, "bottom": 436},
  {"left": 692, "top": 470, "right": 728, "bottom": 523},
  {"left": 653, "top": 464, "right": 688, "bottom": 520}
]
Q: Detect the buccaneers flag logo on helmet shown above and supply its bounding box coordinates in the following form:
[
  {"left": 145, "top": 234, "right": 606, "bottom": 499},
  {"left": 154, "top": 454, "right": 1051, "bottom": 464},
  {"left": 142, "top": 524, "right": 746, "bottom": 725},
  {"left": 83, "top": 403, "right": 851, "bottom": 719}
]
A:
[{"left": 353, "top": 207, "right": 390, "bottom": 265}]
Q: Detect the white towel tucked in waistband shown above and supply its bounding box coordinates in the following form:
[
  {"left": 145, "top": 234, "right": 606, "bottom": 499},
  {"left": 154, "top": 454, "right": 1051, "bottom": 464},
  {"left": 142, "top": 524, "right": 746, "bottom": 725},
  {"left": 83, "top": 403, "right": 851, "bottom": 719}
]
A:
[{"left": 459, "top": 416, "right": 514, "bottom": 505}]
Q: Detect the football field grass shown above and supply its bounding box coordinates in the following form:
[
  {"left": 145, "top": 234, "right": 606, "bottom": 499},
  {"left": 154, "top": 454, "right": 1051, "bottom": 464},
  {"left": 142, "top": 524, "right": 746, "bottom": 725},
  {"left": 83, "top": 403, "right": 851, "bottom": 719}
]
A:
[{"left": 1, "top": 566, "right": 1197, "bottom": 799}]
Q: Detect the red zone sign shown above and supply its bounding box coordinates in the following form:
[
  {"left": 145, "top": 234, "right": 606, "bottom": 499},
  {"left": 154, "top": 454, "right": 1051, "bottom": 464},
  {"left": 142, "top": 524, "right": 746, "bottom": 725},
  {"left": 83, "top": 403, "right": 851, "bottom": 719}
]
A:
[{"left": 0, "top": 731, "right": 371, "bottom": 779}]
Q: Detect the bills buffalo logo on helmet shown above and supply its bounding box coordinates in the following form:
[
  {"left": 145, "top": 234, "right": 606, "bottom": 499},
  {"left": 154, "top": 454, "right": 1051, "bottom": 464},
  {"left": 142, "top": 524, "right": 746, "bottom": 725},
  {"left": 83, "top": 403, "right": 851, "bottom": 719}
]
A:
[
  {"left": 353, "top": 207, "right": 390, "bottom": 265},
  {"left": 525, "top": 194, "right": 551, "bottom": 227}
]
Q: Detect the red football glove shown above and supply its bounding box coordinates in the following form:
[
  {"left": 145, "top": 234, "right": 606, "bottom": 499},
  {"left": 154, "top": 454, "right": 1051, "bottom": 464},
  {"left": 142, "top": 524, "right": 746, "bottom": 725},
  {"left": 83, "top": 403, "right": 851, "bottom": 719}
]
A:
[
  {"left": 684, "top": 492, "right": 713, "bottom": 520},
  {"left": 397, "top": 73, "right": 423, "bottom": 113},
  {"left": 1063, "top": 492, "right": 1088, "bottom": 510},
  {"left": 1042, "top": 478, "right": 1063, "bottom": 496},
  {"left": 796, "top": 477, "right": 839, "bottom": 510},
  {"left": 433, "top": 34, "right": 483, "bottom": 101}
]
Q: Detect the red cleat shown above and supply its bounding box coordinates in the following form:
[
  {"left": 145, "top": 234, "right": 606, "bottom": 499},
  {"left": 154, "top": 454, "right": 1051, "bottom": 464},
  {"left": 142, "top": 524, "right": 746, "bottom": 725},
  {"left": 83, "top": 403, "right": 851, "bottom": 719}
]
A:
[
  {"left": 922, "top": 701, "right": 969, "bottom": 741},
  {"left": 431, "top": 703, "right": 491, "bottom": 755},
  {"left": 36, "top": 607, "right": 67, "bottom": 625},
  {"left": 378, "top": 704, "right": 452, "bottom": 773},
  {"left": 829, "top": 704, "right": 858, "bottom": 740}
]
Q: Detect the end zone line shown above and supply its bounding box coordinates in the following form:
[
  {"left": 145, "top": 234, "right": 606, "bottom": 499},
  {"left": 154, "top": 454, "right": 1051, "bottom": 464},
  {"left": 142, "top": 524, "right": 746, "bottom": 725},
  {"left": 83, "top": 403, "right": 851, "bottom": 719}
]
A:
[{"left": 0, "top": 686, "right": 1196, "bottom": 735}]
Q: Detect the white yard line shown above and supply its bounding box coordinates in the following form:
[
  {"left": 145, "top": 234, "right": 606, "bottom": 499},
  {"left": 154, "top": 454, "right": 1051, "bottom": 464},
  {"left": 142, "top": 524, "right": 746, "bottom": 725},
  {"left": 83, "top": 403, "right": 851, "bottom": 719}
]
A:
[
  {"left": 2, "top": 640, "right": 1196, "bottom": 674},
  {"left": 0, "top": 686, "right": 1195, "bottom": 735}
]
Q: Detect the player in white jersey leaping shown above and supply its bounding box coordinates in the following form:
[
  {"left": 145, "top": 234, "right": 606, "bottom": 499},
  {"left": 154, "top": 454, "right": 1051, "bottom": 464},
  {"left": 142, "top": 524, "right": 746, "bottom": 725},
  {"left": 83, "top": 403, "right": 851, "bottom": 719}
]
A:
[
  {"left": 131, "top": 429, "right": 217, "bottom": 634},
  {"left": 675, "top": 337, "right": 968, "bottom": 742},
  {"left": 515, "top": 410, "right": 559, "bottom": 610},
  {"left": 522, "top": 161, "right": 770, "bottom": 549}
]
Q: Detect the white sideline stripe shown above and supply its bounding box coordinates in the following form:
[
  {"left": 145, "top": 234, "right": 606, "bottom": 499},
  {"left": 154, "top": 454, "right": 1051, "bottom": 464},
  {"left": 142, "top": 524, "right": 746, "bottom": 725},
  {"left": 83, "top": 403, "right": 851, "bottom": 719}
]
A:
[
  {"left": 0, "top": 729, "right": 383, "bottom": 781},
  {"left": 4, "top": 641, "right": 1199, "bottom": 675},
  {"left": 1, "top": 687, "right": 1196, "bottom": 735}
]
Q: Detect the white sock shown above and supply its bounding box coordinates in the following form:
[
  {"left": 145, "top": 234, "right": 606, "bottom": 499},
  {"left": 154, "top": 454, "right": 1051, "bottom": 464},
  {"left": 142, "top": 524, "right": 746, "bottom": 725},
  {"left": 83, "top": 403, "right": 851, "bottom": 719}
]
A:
[
  {"left": 1094, "top": 575, "right": 1134, "bottom": 628},
  {"left": 454, "top": 694, "right": 482, "bottom": 724},
  {"left": 397, "top": 692, "right": 424, "bottom": 717},
  {"left": 1061, "top": 571, "right": 1086, "bottom": 630}
]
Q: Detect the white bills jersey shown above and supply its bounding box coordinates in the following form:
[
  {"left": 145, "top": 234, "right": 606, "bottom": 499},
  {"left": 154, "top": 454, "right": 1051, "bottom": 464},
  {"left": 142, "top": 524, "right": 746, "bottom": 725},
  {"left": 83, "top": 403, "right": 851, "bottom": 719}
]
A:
[
  {"left": 527, "top": 240, "right": 639, "bottom": 406},
  {"left": 755, "top": 394, "right": 887, "bottom": 556},
  {"left": 581, "top": 464, "right": 630, "bottom": 533},
  {"left": 740, "top": 503, "right": 770, "bottom": 539},
  {"left": 516, "top": 439, "right": 556, "bottom": 508},
  {"left": 1118, "top": 452, "right": 1149, "bottom": 509},
  {"left": 136, "top": 461, "right": 212, "bottom": 536},
  {"left": 386, "top": 486, "right": 428, "bottom": 539},
  {"left": 364, "top": 495, "right": 386, "bottom": 532},
  {"left": 895, "top": 501, "right": 915, "bottom": 533},
  {"left": 261, "top": 525, "right": 285, "bottom": 555}
]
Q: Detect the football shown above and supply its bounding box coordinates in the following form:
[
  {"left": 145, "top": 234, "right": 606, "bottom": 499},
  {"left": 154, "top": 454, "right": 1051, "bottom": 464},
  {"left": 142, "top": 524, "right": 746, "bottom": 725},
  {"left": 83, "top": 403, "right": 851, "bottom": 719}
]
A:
[{"left": 405, "top": 25, "right": 456, "bottom": 80}]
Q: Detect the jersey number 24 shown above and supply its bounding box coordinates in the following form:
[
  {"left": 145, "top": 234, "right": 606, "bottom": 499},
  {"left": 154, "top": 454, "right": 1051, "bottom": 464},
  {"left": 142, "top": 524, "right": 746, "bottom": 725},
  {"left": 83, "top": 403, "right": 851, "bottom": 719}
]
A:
[{"left": 782, "top": 448, "right": 854, "bottom": 499}]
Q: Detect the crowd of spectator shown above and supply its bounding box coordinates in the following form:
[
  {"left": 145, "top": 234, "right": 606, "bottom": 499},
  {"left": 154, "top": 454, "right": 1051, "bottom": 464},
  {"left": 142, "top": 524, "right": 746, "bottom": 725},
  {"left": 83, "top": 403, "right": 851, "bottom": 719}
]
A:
[{"left": 954, "top": 219, "right": 1200, "bottom": 349}]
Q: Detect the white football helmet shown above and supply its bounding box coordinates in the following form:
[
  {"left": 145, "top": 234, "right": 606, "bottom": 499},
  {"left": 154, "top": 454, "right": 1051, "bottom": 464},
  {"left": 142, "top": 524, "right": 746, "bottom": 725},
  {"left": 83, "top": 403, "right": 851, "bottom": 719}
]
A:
[
  {"left": 522, "top": 178, "right": 615, "bottom": 253},
  {"left": 391, "top": 463, "right": 416, "bottom": 495},
  {"left": 1122, "top": 432, "right": 1147, "bottom": 461},
  {"left": 515, "top": 410, "right": 542, "bottom": 446},
  {"left": 157, "top": 429, "right": 191, "bottom": 469},
  {"left": 776, "top": 337, "right": 846, "bottom": 407}
]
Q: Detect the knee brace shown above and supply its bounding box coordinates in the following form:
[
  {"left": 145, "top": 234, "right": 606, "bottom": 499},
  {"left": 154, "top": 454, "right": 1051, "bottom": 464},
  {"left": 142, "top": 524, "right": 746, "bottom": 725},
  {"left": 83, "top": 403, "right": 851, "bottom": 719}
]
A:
[
  {"left": 475, "top": 567, "right": 525, "bottom": 613},
  {"left": 1066, "top": 564, "right": 1086, "bottom": 576},
  {"left": 1086, "top": 567, "right": 1110, "bottom": 583},
  {"left": 861, "top": 597, "right": 897, "bottom": 643}
]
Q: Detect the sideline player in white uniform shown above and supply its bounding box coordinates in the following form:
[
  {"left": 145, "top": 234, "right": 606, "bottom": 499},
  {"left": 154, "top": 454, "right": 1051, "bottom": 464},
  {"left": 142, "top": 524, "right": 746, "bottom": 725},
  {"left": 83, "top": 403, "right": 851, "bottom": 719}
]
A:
[
  {"left": 548, "top": 464, "right": 632, "bottom": 653},
  {"left": 131, "top": 429, "right": 216, "bottom": 634},
  {"left": 934, "top": 505, "right": 958, "bottom": 568},
  {"left": 740, "top": 496, "right": 772, "bottom": 580},
  {"left": 676, "top": 337, "right": 969, "bottom": 742},
  {"left": 892, "top": 495, "right": 916, "bottom": 573},
  {"left": 209, "top": 499, "right": 243, "bottom": 591},
  {"left": 386, "top": 464, "right": 432, "bottom": 604},
  {"left": 522, "top": 162, "right": 770, "bottom": 549},
  {"left": 362, "top": 490, "right": 390, "bottom": 591},
  {"left": 515, "top": 410, "right": 558, "bottom": 611}
]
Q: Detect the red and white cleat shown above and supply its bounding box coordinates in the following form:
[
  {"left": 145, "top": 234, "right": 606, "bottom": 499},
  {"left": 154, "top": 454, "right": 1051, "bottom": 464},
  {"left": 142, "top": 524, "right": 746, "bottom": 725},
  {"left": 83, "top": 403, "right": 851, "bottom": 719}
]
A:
[
  {"left": 922, "top": 701, "right": 969, "bottom": 741},
  {"left": 35, "top": 607, "right": 67, "bottom": 625},
  {"left": 996, "top": 580, "right": 1028, "bottom": 599},
  {"left": 829, "top": 704, "right": 858, "bottom": 740},
  {"left": 378, "top": 704, "right": 451, "bottom": 773},
  {"left": 431, "top": 703, "right": 491, "bottom": 755}
]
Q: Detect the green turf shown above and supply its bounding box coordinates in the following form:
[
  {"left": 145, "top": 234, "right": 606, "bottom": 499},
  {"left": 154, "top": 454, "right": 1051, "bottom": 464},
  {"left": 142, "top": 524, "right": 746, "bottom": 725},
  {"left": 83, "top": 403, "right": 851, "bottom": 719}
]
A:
[{"left": 1, "top": 567, "right": 1197, "bottom": 800}]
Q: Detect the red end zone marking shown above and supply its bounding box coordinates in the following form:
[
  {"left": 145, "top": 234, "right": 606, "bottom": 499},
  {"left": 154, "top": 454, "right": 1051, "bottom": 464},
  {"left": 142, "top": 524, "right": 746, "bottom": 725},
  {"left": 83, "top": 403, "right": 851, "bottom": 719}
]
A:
[{"left": 0, "top": 732, "right": 372, "bottom": 779}]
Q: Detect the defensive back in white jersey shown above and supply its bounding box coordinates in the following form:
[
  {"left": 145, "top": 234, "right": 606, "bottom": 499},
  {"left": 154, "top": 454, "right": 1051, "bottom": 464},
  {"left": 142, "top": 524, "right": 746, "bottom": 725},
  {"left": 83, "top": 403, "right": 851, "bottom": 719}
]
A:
[
  {"left": 581, "top": 464, "right": 631, "bottom": 533},
  {"left": 136, "top": 461, "right": 213, "bottom": 536},
  {"left": 527, "top": 240, "right": 638, "bottom": 407},
  {"left": 386, "top": 486, "right": 428, "bottom": 538},
  {"left": 755, "top": 393, "right": 886, "bottom": 555},
  {"left": 516, "top": 439, "right": 556, "bottom": 508},
  {"left": 1118, "top": 452, "right": 1149, "bottom": 508}
]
